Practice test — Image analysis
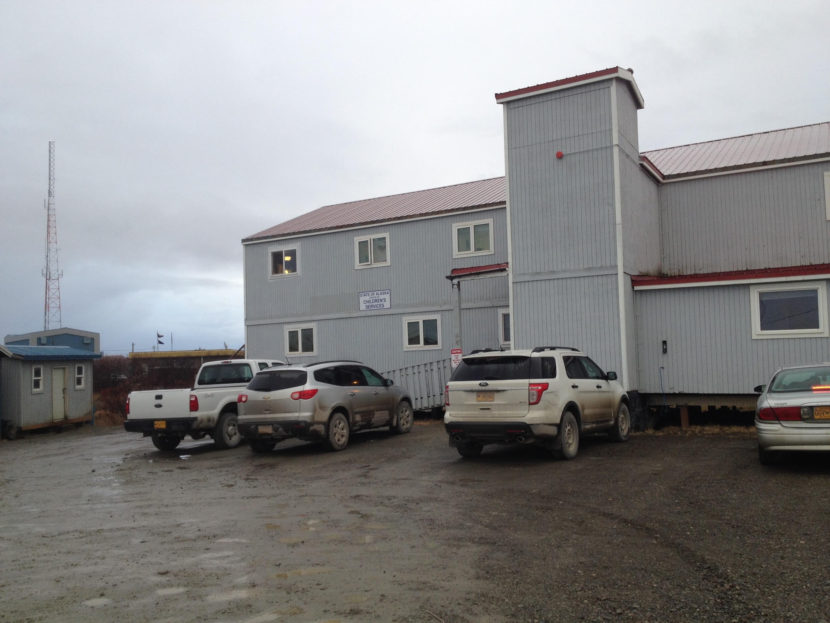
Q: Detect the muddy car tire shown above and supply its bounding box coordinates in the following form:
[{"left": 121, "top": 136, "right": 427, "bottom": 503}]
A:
[
  {"left": 553, "top": 411, "right": 579, "bottom": 460},
  {"left": 250, "top": 439, "right": 277, "bottom": 454},
  {"left": 327, "top": 412, "right": 350, "bottom": 451},
  {"left": 151, "top": 434, "right": 181, "bottom": 451},
  {"left": 392, "top": 401, "right": 414, "bottom": 434},
  {"left": 609, "top": 403, "right": 631, "bottom": 442},
  {"left": 214, "top": 412, "right": 242, "bottom": 450},
  {"left": 456, "top": 441, "right": 483, "bottom": 458}
]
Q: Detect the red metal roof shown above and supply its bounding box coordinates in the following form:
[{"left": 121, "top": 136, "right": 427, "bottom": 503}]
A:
[
  {"left": 446, "top": 263, "right": 509, "bottom": 280},
  {"left": 641, "top": 122, "right": 830, "bottom": 180},
  {"left": 244, "top": 177, "right": 506, "bottom": 242},
  {"left": 632, "top": 264, "right": 830, "bottom": 289}
]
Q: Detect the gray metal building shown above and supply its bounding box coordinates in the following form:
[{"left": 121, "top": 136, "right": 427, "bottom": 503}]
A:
[{"left": 242, "top": 67, "right": 830, "bottom": 410}]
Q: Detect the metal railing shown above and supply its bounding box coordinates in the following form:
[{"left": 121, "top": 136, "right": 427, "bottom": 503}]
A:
[{"left": 383, "top": 358, "right": 452, "bottom": 412}]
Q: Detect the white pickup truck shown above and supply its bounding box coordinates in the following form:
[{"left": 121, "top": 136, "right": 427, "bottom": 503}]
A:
[{"left": 124, "top": 359, "right": 285, "bottom": 451}]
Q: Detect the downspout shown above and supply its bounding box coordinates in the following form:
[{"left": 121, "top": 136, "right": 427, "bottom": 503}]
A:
[
  {"left": 502, "top": 105, "right": 516, "bottom": 348},
  {"left": 610, "top": 81, "right": 630, "bottom": 389}
]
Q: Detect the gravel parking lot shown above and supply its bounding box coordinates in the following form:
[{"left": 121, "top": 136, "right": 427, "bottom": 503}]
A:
[{"left": 1, "top": 419, "right": 829, "bottom": 623}]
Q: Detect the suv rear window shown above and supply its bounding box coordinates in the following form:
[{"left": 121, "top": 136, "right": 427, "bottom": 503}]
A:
[
  {"left": 451, "top": 356, "right": 556, "bottom": 381},
  {"left": 247, "top": 370, "right": 307, "bottom": 392}
]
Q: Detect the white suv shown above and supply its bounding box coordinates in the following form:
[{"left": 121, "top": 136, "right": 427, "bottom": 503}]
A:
[{"left": 443, "top": 347, "right": 630, "bottom": 459}]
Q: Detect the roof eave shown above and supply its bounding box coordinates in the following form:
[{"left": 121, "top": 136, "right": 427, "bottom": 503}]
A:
[{"left": 495, "top": 67, "right": 644, "bottom": 109}]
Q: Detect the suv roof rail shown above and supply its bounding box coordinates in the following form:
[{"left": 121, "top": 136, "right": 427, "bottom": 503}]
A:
[
  {"left": 531, "top": 346, "right": 579, "bottom": 353},
  {"left": 468, "top": 348, "right": 504, "bottom": 355},
  {"left": 301, "top": 360, "right": 363, "bottom": 368}
]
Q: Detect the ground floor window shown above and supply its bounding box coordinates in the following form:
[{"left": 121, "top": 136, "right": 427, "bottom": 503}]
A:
[
  {"left": 74, "top": 364, "right": 85, "bottom": 389},
  {"left": 32, "top": 365, "right": 43, "bottom": 393},
  {"left": 403, "top": 316, "right": 441, "bottom": 350},
  {"left": 499, "top": 308, "right": 511, "bottom": 347},
  {"left": 751, "top": 281, "right": 829, "bottom": 338},
  {"left": 285, "top": 324, "right": 316, "bottom": 355}
]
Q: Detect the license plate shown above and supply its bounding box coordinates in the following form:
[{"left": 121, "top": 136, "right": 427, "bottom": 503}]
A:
[
  {"left": 257, "top": 425, "right": 274, "bottom": 434},
  {"left": 814, "top": 406, "right": 830, "bottom": 420},
  {"left": 476, "top": 392, "right": 494, "bottom": 402},
  {"left": 153, "top": 420, "right": 166, "bottom": 430}
]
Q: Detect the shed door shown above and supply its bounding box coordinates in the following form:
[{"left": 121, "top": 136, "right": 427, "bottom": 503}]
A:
[{"left": 52, "top": 367, "right": 66, "bottom": 422}]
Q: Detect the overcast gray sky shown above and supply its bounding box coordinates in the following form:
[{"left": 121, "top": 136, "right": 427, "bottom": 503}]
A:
[{"left": 2, "top": 0, "right": 828, "bottom": 355}]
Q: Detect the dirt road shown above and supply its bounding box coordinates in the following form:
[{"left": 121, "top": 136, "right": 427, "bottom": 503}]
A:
[{"left": 1, "top": 420, "right": 829, "bottom": 622}]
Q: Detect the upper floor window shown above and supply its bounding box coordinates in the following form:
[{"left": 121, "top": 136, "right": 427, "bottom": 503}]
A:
[
  {"left": 355, "top": 233, "right": 390, "bottom": 268},
  {"left": 32, "top": 365, "right": 43, "bottom": 393},
  {"left": 270, "top": 246, "right": 298, "bottom": 277},
  {"left": 403, "top": 315, "right": 441, "bottom": 350},
  {"left": 453, "top": 218, "right": 493, "bottom": 258},
  {"left": 75, "top": 364, "right": 85, "bottom": 389},
  {"left": 751, "top": 282, "right": 829, "bottom": 339},
  {"left": 286, "top": 323, "right": 316, "bottom": 356}
]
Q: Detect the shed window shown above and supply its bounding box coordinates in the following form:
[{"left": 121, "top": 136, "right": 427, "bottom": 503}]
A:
[
  {"left": 751, "top": 282, "right": 829, "bottom": 339},
  {"left": 75, "top": 364, "right": 85, "bottom": 389},
  {"left": 270, "top": 247, "right": 298, "bottom": 277},
  {"left": 453, "top": 219, "right": 493, "bottom": 258},
  {"left": 32, "top": 365, "right": 43, "bottom": 393},
  {"left": 403, "top": 316, "right": 441, "bottom": 350},
  {"left": 355, "top": 233, "right": 390, "bottom": 268}
]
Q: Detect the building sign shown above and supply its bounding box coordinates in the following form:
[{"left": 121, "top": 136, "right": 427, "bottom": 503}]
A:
[{"left": 359, "top": 289, "right": 391, "bottom": 311}]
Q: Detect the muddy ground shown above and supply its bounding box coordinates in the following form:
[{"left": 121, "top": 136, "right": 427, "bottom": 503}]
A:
[{"left": 1, "top": 420, "right": 829, "bottom": 623}]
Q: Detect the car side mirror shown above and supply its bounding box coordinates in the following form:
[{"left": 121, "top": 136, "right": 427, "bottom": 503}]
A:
[
  {"left": 606, "top": 371, "right": 617, "bottom": 381},
  {"left": 385, "top": 378, "right": 394, "bottom": 386},
  {"left": 753, "top": 384, "right": 766, "bottom": 394}
]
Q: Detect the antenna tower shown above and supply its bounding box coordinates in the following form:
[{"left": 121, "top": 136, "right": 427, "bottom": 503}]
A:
[{"left": 43, "top": 140, "right": 62, "bottom": 330}]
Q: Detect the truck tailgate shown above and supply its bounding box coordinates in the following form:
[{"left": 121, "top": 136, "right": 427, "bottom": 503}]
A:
[{"left": 127, "top": 389, "right": 191, "bottom": 421}]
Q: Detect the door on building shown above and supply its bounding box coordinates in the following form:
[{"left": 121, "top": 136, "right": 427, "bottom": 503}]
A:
[{"left": 52, "top": 367, "right": 67, "bottom": 422}]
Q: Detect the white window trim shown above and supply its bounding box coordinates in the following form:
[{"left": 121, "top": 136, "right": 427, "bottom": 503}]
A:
[
  {"left": 750, "top": 281, "right": 829, "bottom": 339},
  {"left": 402, "top": 315, "right": 442, "bottom": 351},
  {"left": 268, "top": 243, "right": 300, "bottom": 279},
  {"left": 285, "top": 323, "right": 317, "bottom": 356},
  {"left": 32, "top": 365, "right": 43, "bottom": 394},
  {"left": 74, "top": 364, "right": 86, "bottom": 390},
  {"left": 452, "top": 218, "right": 494, "bottom": 258},
  {"left": 498, "top": 307, "right": 511, "bottom": 348},
  {"left": 354, "top": 233, "right": 391, "bottom": 269}
]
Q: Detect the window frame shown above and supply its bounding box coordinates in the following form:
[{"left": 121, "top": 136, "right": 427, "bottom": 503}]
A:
[
  {"left": 285, "top": 323, "right": 317, "bottom": 356},
  {"left": 354, "top": 232, "right": 390, "bottom": 269},
  {"left": 32, "top": 365, "right": 44, "bottom": 393},
  {"left": 269, "top": 244, "right": 299, "bottom": 278},
  {"left": 452, "top": 218, "right": 494, "bottom": 258},
  {"left": 402, "top": 315, "right": 442, "bottom": 351},
  {"left": 750, "top": 281, "right": 829, "bottom": 339},
  {"left": 498, "top": 307, "right": 511, "bottom": 348},
  {"left": 74, "top": 364, "right": 85, "bottom": 390}
]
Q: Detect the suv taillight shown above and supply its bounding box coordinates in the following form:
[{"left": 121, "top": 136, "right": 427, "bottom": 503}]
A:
[
  {"left": 189, "top": 394, "right": 199, "bottom": 412},
  {"left": 528, "top": 382, "right": 549, "bottom": 406},
  {"left": 758, "top": 406, "right": 802, "bottom": 421},
  {"left": 444, "top": 384, "right": 450, "bottom": 406},
  {"left": 237, "top": 394, "right": 248, "bottom": 403},
  {"left": 291, "top": 389, "right": 318, "bottom": 401},
  {"left": 125, "top": 396, "right": 130, "bottom": 416}
]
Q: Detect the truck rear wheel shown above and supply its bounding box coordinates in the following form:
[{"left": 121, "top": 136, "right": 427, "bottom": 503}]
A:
[
  {"left": 214, "top": 412, "right": 242, "bottom": 449},
  {"left": 151, "top": 434, "right": 180, "bottom": 451}
]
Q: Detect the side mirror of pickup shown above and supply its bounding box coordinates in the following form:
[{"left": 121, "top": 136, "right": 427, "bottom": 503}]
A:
[
  {"left": 753, "top": 384, "right": 766, "bottom": 394},
  {"left": 606, "top": 371, "right": 618, "bottom": 381}
]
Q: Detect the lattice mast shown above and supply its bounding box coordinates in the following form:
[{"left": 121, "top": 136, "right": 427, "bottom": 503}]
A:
[{"left": 43, "top": 140, "right": 62, "bottom": 330}]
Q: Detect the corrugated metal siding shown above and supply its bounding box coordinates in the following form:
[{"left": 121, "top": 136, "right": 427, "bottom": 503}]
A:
[
  {"left": 245, "top": 208, "right": 507, "bottom": 323},
  {"left": 512, "top": 275, "right": 622, "bottom": 373},
  {"left": 643, "top": 122, "right": 830, "bottom": 179},
  {"left": 635, "top": 283, "right": 830, "bottom": 394},
  {"left": 621, "top": 155, "right": 661, "bottom": 274},
  {"left": 505, "top": 83, "right": 617, "bottom": 276},
  {"left": 660, "top": 162, "right": 830, "bottom": 274}
]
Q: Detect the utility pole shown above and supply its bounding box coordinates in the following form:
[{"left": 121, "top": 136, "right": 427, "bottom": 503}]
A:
[{"left": 43, "top": 140, "right": 62, "bottom": 330}]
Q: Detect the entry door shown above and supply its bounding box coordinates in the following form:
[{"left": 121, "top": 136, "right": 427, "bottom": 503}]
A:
[{"left": 52, "top": 367, "right": 67, "bottom": 422}]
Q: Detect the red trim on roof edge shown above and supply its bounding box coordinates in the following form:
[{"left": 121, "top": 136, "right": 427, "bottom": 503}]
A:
[
  {"left": 632, "top": 264, "right": 830, "bottom": 288},
  {"left": 447, "top": 263, "right": 509, "bottom": 279},
  {"left": 495, "top": 67, "right": 623, "bottom": 102}
]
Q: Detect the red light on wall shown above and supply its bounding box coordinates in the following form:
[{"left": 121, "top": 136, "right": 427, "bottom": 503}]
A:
[{"left": 556, "top": 151, "right": 564, "bottom": 159}]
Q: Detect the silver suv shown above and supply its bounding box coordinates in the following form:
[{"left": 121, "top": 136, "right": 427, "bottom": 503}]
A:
[
  {"left": 443, "top": 347, "right": 630, "bottom": 459},
  {"left": 237, "top": 361, "right": 414, "bottom": 453}
]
